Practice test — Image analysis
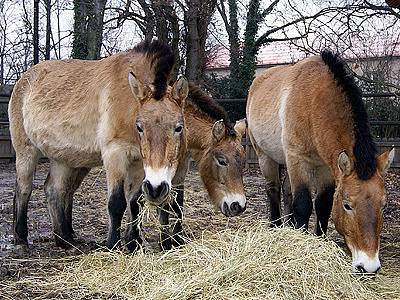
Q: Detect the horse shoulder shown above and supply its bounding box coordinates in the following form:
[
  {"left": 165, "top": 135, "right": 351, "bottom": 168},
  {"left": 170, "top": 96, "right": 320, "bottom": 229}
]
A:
[{"left": 98, "top": 86, "right": 141, "bottom": 162}]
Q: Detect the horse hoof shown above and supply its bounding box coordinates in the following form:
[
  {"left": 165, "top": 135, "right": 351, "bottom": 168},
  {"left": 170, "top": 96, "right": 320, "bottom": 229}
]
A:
[
  {"left": 12, "top": 243, "right": 30, "bottom": 256},
  {"left": 160, "top": 234, "right": 185, "bottom": 251},
  {"left": 14, "top": 236, "right": 28, "bottom": 247},
  {"left": 125, "top": 237, "right": 143, "bottom": 253},
  {"left": 54, "top": 235, "right": 75, "bottom": 249},
  {"left": 171, "top": 234, "right": 185, "bottom": 247},
  {"left": 160, "top": 239, "right": 172, "bottom": 251},
  {"left": 269, "top": 221, "right": 283, "bottom": 228}
]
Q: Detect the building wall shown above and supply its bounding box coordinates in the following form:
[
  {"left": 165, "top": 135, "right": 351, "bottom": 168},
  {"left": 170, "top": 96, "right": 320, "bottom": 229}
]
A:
[{"left": 205, "top": 56, "right": 400, "bottom": 89}]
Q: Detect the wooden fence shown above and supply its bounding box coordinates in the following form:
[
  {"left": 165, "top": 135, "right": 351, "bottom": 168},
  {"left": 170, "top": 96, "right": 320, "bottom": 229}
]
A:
[
  {"left": 0, "top": 85, "right": 13, "bottom": 159},
  {"left": 0, "top": 86, "right": 399, "bottom": 168}
]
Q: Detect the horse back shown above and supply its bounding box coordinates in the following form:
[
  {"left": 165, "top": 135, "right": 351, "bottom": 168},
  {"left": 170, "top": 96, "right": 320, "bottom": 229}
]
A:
[
  {"left": 9, "top": 53, "right": 142, "bottom": 168},
  {"left": 247, "top": 55, "right": 353, "bottom": 167}
]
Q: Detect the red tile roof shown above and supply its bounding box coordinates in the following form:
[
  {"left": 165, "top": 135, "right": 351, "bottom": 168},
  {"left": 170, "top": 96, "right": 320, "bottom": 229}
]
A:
[{"left": 207, "top": 39, "right": 400, "bottom": 69}]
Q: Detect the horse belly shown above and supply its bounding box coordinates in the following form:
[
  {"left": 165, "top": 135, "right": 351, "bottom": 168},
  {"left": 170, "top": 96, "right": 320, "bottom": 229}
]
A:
[
  {"left": 23, "top": 97, "right": 102, "bottom": 168},
  {"left": 249, "top": 118, "right": 285, "bottom": 164}
]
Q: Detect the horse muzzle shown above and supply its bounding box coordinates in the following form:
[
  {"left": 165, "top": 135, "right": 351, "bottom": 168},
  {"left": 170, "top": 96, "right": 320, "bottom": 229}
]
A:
[
  {"left": 142, "top": 180, "right": 170, "bottom": 205},
  {"left": 351, "top": 250, "right": 381, "bottom": 274},
  {"left": 220, "top": 193, "right": 247, "bottom": 217}
]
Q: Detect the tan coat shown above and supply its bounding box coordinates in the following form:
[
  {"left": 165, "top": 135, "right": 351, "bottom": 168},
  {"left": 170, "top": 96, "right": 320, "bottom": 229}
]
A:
[{"left": 247, "top": 51, "right": 394, "bottom": 273}]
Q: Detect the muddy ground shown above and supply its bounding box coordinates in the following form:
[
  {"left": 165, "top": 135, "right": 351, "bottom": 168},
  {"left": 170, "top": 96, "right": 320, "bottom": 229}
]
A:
[{"left": 0, "top": 162, "right": 399, "bottom": 298}]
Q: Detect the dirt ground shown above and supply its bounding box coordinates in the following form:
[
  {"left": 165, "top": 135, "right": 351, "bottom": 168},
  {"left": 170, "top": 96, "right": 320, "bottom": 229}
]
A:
[{"left": 0, "top": 162, "right": 399, "bottom": 298}]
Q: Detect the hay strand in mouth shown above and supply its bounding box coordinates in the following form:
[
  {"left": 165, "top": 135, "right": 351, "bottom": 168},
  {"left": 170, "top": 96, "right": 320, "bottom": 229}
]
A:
[{"left": 16, "top": 224, "right": 385, "bottom": 300}]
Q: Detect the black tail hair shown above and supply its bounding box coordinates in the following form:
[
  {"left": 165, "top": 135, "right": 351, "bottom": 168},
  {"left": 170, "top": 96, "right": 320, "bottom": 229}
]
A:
[
  {"left": 321, "top": 50, "right": 377, "bottom": 180},
  {"left": 134, "top": 40, "right": 175, "bottom": 100}
]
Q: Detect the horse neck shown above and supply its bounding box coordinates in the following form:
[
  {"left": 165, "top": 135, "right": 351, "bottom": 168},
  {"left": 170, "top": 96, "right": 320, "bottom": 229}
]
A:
[
  {"left": 312, "top": 94, "right": 355, "bottom": 176},
  {"left": 184, "top": 102, "right": 214, "bottom": 156}
]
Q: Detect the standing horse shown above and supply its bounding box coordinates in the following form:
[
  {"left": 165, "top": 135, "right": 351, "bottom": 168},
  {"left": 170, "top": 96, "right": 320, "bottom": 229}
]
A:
[
  {"left": 53, "top": 82, "right": 248, "bottom": 251},
  {"left": 247, "top": 50, "right": 394, "bottom": 273},
  {"left": 152, "top": 84, "right": 247, "bottom": 250},
  {"left": 9, "top": 40, "right": 189, "bottom": 250}
]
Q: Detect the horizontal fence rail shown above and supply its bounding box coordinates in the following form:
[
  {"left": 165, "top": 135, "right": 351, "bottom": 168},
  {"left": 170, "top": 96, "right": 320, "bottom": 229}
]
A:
[{"left": 0, "top": 86, "right": 399, "bottom": 168}]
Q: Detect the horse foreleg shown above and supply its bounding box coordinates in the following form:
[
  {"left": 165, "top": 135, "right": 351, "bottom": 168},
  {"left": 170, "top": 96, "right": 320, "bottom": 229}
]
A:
[
  {"left": 124, "top": 160, "right": 144, "bottom": 253},
  {"left": 106, "top": 183, "right": 126, "bottom": 249},
  {"left": 315, "top": 185, "right": 335, "bottom": 236},
  {"left": 103, "top": 149, "right": 130, "bottom": 250},
  {"left": 286, "top": 157, "right": 312, "bottom": 231},
  {"left": 158, "top": 184, "right": 184, "bottom": 251},
  {"left": 125, "top": 189, "right": 143, "bottom": 253},
  {"left": 281, "top": 168, "right": 294, "bottom": 225}
]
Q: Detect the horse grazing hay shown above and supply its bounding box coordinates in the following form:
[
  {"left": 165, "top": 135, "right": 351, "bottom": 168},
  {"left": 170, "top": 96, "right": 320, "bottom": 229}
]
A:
[{"left": 22, "top": 223, "right": 388, "bottom": 300}]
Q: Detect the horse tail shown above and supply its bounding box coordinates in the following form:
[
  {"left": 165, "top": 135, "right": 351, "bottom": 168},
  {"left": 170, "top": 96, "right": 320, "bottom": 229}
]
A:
[{"left": 320, "top": 50, "right": 377, "bottom": 180}]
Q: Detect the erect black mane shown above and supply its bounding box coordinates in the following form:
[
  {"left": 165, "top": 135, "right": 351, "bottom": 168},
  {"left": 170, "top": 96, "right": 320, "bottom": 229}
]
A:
[
  {"left": 133, "top": 40, "right": 175, "bottom": 100},
  {"left": 321, "top": 50, "right": 377, "bottom": 180},
  {"left": 188, "top": 83, "right": 236, "bottom": 137}
]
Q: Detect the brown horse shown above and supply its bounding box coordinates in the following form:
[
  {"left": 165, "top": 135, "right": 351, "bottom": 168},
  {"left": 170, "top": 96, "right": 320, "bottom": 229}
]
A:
[
  {"left": 247, "top": 50, "right": 394, "bottom": 273},
  {"left": 9, "top": 40, "right": 189, "bottom": 250},
  {"left": 153, "top": 84, "right": 247, "bottom": 250},
  {"left": 48, "top": 82, "right": 248, "bottom": 251}
]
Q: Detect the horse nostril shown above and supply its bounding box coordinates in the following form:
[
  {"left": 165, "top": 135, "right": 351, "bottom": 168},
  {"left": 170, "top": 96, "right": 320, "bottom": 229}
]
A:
[
  {"left": 223, "top": 201, "right": 229, "bottom": 216},
  {"left": 230, "top": 201, "right": 241, "bottom": 213},
  {"left": 356, "top": 265, "right": 366, "bottom": 273},
  {"left": 142, "top": 180, "right": 152, "bottom": 195},
  {"left": 157, "top": 181, "right": 169, "bottom": 199}
]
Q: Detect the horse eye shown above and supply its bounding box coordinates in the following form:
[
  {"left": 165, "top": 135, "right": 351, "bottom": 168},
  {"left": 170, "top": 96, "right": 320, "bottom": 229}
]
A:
[
  {"left": 136, "top": 124, "right": 144, "bottom": 134},
  {"left": 175, "top": 125, "right": 183, "bottom": 134},
  {"left": 217, "top": 158, "right": 228, "bottom": 166},
  {"left": 343, "top": 203, "right": 352, "bottom": 211}
]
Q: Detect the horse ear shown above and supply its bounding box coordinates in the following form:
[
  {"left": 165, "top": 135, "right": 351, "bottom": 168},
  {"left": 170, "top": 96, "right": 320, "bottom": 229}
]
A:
[
  {"left": 212, "top": 119, "right": 225, "bottom": 142},
  {"left": 377, "top": 148, "right": 395, "bottom": 174},
  {"left": 172, "top": 76, "right": 188, "bottom": 106},
  {"left": 234, "top": 118, "right": 247, "bottom": 138},
  {"left": 338, "top": 151, "right": 352, "bottom": 175},
  {"left": 128, "top": 72, "right": 145, "bottom": 101}
]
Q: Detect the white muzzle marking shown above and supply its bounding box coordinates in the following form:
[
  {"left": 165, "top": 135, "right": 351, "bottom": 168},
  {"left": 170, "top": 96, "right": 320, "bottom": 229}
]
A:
[
  {"left": 351, "top": 248, "right": 381, "bottom": 273},
  {"left": 143, "top": 166, "right": 174, "bottom": 189},
  {"left": 220, "top": 193, "right": 246, "bottom": 215}
]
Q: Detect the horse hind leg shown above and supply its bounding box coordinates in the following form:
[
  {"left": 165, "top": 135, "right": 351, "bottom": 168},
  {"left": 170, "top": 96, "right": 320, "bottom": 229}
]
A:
[
  {"left": 44, "top": 161, "right": 80, "bottom": 248},
  {"left": 258, "top": 155, "right": 282, "bottom": 226},
  {"left": 64, "top": 167, "right": 90, "bottom": 238},
  {"left": 13, "top": 146, "right": 40, "bottom": 246}
]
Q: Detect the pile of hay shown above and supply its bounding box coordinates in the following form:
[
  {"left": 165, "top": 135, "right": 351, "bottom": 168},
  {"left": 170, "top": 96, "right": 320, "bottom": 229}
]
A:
[{"left": 19, "top": 224, "right": 385, "bottom": 300}]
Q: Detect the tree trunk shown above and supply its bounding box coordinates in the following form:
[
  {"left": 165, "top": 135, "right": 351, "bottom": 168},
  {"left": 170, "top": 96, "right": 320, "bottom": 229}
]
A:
[
  {"left": 87, "top": 0, "right": 106, "bottom": 60},
  {"left": 152, "top": 0, "right": 168, "bottom": 43},
  {"left": 137, "top": 0, "right": 154, "bottom": 41},
  {"left": 151, "top": 0, "right": 180, "bottom": 79},
  {"left": 167, "top": 7, "right": 180, "bottom": 80},
  {"left": 0, "top": 53, "right": 4, "bottom": 84},
  {"left": 33, "top": 0, "right": 39, "bottom": 64},
  {"left": 239, "top": 0, "right": 261, "bottom": 97},
  {"left": 185, "top": 0, "right": 216, "bottom": 84},
  {"left": 227, "top": 0, "right": 242, "bottom": 97},
  {"left": 72, "top": 0, "right": 106, "bottom": 60},
  {"left": 45, "top": 0, "right": 51, "bottom": 60}
]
